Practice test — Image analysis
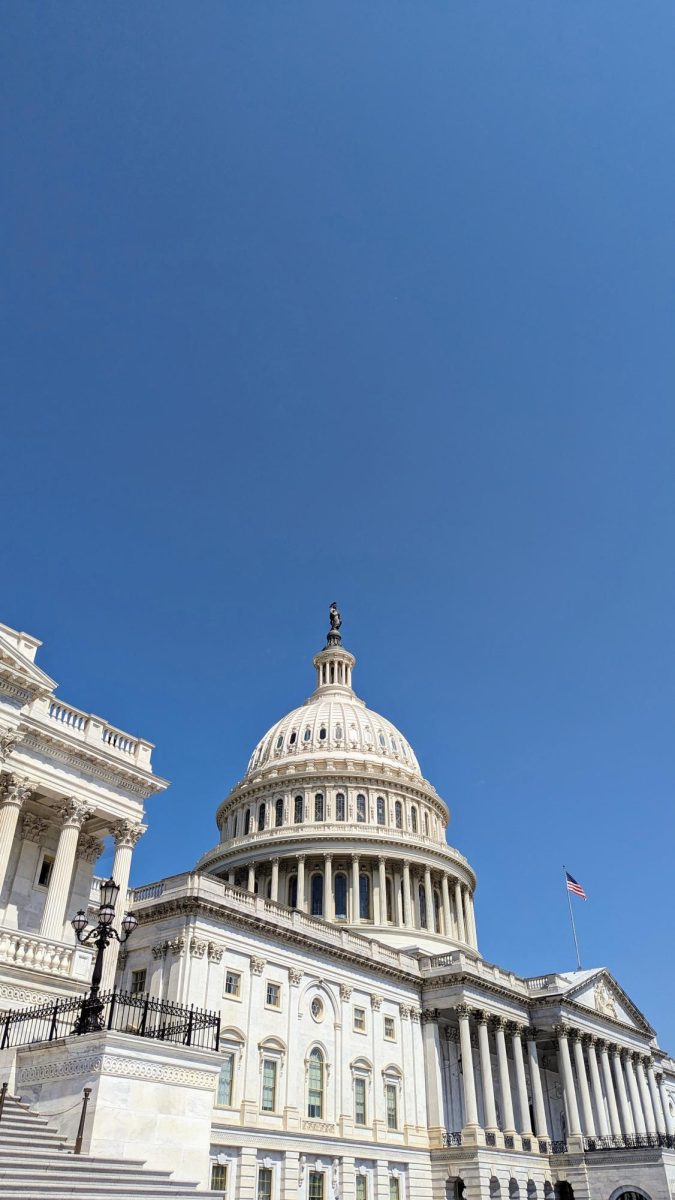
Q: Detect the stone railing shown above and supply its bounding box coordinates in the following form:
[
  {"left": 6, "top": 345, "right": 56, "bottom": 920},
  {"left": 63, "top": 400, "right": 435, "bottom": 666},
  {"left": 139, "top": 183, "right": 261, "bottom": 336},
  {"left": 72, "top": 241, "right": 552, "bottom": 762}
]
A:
[
  {"left": 0, "top": 927, "right": 93, "bottom": 978},
  {"left": 526, "top": 974, "right": 565, "bottom": 992},
  {"left": 203, "top": 824, "right": 472, "bottom": 869},
  {"left": 419, "top": 950, "right": 530, "bottom": 996},
  {"left": 25, "top": 696, "right": 154, "bottom": 770}
]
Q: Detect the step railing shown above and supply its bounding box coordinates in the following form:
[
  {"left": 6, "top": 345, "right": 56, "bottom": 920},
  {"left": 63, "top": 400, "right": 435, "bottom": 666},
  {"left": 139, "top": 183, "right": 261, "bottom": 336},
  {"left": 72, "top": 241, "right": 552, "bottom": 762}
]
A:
[{"left": 584, "top": 1132, "right": 675, "bottom": 1152}]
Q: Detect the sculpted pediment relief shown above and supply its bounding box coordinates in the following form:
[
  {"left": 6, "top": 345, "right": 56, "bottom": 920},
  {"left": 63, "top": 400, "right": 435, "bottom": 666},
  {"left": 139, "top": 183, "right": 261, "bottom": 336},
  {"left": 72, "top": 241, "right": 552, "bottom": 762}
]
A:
[
  {"left": 566, "top": 970, "right": 653, "bottom": 1034},
  {"left": 0, "top": 631, "right": 55, "bottom": 699}
]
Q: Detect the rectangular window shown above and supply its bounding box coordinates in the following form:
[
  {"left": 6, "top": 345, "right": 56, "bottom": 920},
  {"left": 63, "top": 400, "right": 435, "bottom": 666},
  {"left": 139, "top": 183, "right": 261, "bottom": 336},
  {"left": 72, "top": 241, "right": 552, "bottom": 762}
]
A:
[
  {"left": 216, "top": 1055, "right": 234, "bottom": 1107},
  {"left": 257, "top": 1166, "right": 273, "bottom": 1200},
  {"left": 354, "top": 1077, "right": 367, "bottom": 1126},
  {"left": 353, "top": 1006, "right": 366, "bottom": 1033},
  {"left": 389, "top": 1179, "right": 400, "bottom": 1200},
  {"left": 308, "top": 1171, "right": 324, "bottom": 1200},
  {"left": 386, "top": 1082, "right": 398, "bottom": 1130},
  {"left": 384, "top": 1016, "right": 396, "bottom": 1040},
  {"left": 225, "top": 971, "right": 241, "bottom": 997},
  {"left": 37, "top": 854, "right": 54, "bottom": 889},
  {"left": 261, "top": 1059, "right": 277, "bottom": 1112},
  {"left": 210, "top": 1162, "right": 228, "bottom": 1194},
  {"left": 266, "top": 982, "right": 281, "bottom": 1008},
  {"left": 130, "top": 968, "right": 146, "bottom": 995},
  {"left": 356, "top": 1177, "right": 368, "bottom": 1200}
]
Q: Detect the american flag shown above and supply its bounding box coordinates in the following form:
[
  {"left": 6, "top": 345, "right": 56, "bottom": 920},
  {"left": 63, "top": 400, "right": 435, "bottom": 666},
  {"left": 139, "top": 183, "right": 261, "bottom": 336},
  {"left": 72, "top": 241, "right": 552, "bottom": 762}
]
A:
[{"left": 565, "top": 871, "right": 587, "bottom": 900}]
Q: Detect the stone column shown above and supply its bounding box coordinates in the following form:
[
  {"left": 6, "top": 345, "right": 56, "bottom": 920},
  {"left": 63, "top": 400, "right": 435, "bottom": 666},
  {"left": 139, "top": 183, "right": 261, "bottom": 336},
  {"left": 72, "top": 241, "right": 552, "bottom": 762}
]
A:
[
  {"left": 462, "top": 888, "right": 473, "bottom": 947},
  {"left": 456, "top": 1005, "right": 479, "bottom": 1130},
  {"left": 454, "top": 880, "right": 466, "bottom": 942},
  {"left": 402, "top": 861, "right": 413, "bottom": 928},
  {"left": 350, "top": 855, "right": 360, "bottom": 923},
  {"left": 101, "top": 820, "right": 145, "bottom": 991},
  {"left": 3, "top": 811, "right": 47, "bottom": 927},
  {"left": 624, "top": 1052, "right": 646, "bottom": 1135},
  {"left": 599, "top": 1042, "right": 622, "bottom": 1137},
  {"left": 423, "top": 867, "right": 434, "bottom": 933},
  {"left": 494, "top": 1018, "right": 516, "bottom": 1135},
  {"left": 0, "top": 776, "right": 31, "bottom": 898},
  {"left": 511, "top": 1024, "right": 532, "bottom": 1135},
  {"left": 271, "top": 857, "right": 280, "bottom": 903},
  {"left": 324, "top": 855, "right": 333, "bottom": 921},
  {"left": 526, "top": 1030, "right": 549, "bottom": 1140},
  {"left": 378, "top": 857, "right": 387, "bottom": 925},
  {"left": 441, "top": 875, "right": 452, "bottom": 937},
  {"left": 468, "top": 892, "right": 478, "bottom": 948},
  {"left": 297, "top": 855, "right": 306, "bottom": 912},
  {"left": 572, "top": 1032, "right": 595, "bottom": 1136},
  {"left": 611, "top": 1047, "right": 634, "bottom": 1136},
  {"left": 247, "top": 864, "right": 255, "bottom": 893},
  {"left": 393, "top": 868, "right": 403, "bottom": 927},
  {"left": 556, "top": 1026, "right": 581, "bottom": 1137},
  {"left": 586, "top": 1037, "right": 609, "bottom": 1136},
  {"left": 636, "top": 1057, "right": 656, "bottom": 1133},
  {"left": 39, "top": 798, "right": 92, "bottom": 940},
  {"left": 647, "top": 1063, "right": 667, "bottom": 1136},
  {"left": 657, "top": 1073, "right": 675, "bottom": 1137},
  {"left": 475, "top": 1013, "right": 498, "bottom": 1132}
]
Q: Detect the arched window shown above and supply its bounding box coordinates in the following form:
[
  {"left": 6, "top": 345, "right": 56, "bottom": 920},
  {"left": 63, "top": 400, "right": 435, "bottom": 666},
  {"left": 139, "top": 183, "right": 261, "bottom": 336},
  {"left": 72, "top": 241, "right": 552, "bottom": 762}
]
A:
[
  {"left": 288, "top": 875, "right": 298, "bottom": 908},
  {"left": 232, "top": 812, "right": 238, "bottom": 838},
  {"left": 334, "top": 873, "right": 347, "bottom": 919},
  {"left": 275, "top": 797, "right": 283, "bottom": 827},
  {"left": 311, "top": 873, "right": 324, "bottom": 917},
  {"left": 303, "top": 727, "right": 311, "bottom": 742},
  {"left": 385, "top": 877, "right": 393, "bottom": 923},
  {"left": 419, "top": 884, "right": 427, "bottom": 928},
  {"left": 335, "top": 724, "right": 343, "bottom": 741},
  {"left": 294, "top": 795, "right": 304, "bottom": 824},
  {"left": 433, "top": 889, "right": 442, "bottom": 933},
  {"left": 336, "top": 792, "right": 346, "bottom": 821},
  {"left": 307, "top": 1048, "right": 324, "bottom": 1118},
  {"left": 258, "top": 803, "right": 266, "bottom": 832},
  {"left": 289, "top": 730, "right": 297, "bottom": 745},
  {"left": 376, "top": 796, "right": 386, "bottom": 825},
  {"left": 379, "top": 731, "right": 386, "bottom": 747},
  {"left": 359, "top": 873, "right": 371, "bottom": 920},
  {"left": 276, "top": 734, "right": 283, "bottom": 750},
  {"left": 410, "top": 806, "right": 418, "bottom": 833},
  {"left": 394, "top": 801, "right": 402, "bottom": 829},
  {"left": 356, "top": 794, "right": 367, "bottom": 823},
  {"left": 244, "top": 808, "right": 251, "bottom": 836},
  {"left": 314, "top": 793, "right": 324, "bottom": 822},
  {"left": 424, "top": 812, "right": 430, "bottom": 836},
  {"left": 319, "top": 726, "right": 327, "bottom": 741}
]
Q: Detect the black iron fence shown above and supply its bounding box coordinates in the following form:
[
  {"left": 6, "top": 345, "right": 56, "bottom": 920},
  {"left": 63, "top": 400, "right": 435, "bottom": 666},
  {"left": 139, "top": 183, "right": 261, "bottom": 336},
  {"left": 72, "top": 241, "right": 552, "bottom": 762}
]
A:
[
  {"left": 0, "top": 991, "right": 221, "bottom": 1052},
  {"left": 442, "top": 1131, "right": 462, "bottom": 1147},
  {"left": 584, "top": 1132, "right": 675, "bottom": 1152}
]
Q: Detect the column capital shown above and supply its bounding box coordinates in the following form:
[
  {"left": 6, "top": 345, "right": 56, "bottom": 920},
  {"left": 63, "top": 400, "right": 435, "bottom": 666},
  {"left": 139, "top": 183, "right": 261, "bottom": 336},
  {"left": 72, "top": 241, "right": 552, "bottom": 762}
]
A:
[
  {"left": 21, "top": 812, "right": 47, "bottom": 843},
  {"left": 620, "top": 1047, "right": 633, "bottom": 1064},
  {"left": 371, "top": 993, "right": 383, "bottom": 1011},
  {"left": 553, "top": 1022, "right": 573, "bottom": 1040},
  {"left": 297, "top": 853, "right": 306, "bottom": 864},
  {"left": 1, "top": 774, "right": 32, "bottom": 809},
  {"left": 250, "top": 957, "right": 265, "bottom": 975},
  {"left": 378, "top": 855, "right": 386, "bottom": 868},
  {"left": 455, "top": 1003, "right": 472, "bottom": 1021},
  {"left": 507, "top": 1020, "right": 526, "bottom": 1037},
  {"left": 56, "top": 797, "right": 93, "bottom": 830},
  {"left": 77, "top": 833, "right": 104, "bottom": 863},
  {"left": 111, "top": 819, "right": 146, "bottom": 849},
  {"left": 525, "top": 1026, "right": 540, "bottom": 1042},
  {"left": 0, "top": 730, "right": 24, "bottom": 762},
  {"left": 582, "top": 1032, "right": 598, "bottom": 1047},
  {"left": 475, "top": 1009, "right": 490, "bottom": 1026},
  {"left": 493, "top": 1015, "right": 508, "bottom": 1032},
  {"left": 596, "top": 1038, "right": 611, "bottom": 1053},
  {"left": 271, "top": 856, "right": 280, "bottom": 866},
  {"left": 420, "top": 1007, "right": 439, "bottom": 1025},
  {"left": 289, "top": 967, "right": 303, "bottom": 987}
]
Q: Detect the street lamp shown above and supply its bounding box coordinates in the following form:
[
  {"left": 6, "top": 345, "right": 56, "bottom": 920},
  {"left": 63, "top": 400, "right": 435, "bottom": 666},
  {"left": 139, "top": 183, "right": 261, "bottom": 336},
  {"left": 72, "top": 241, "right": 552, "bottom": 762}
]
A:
[{"left": 71, "top": 876, "right": 139, "bottom": 1034}]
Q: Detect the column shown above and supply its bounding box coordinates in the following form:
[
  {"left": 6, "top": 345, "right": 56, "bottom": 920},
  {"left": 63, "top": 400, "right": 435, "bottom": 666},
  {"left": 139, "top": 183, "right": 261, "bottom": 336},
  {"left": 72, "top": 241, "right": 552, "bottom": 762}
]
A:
[
  {"left": 324, "top": 855, "right": 333, "bottom": 921},
  {"left": 647, "top": 1063, "right": 667, "bottom": 1136},
  {"left": 246, "top": 864, "right": 255, "bottom": 893},
  {"left": 572, "top": 1032, "right": 595, "bottom": 1136},
  {"left": 599, "top": 1042, "right": 622, "bottom": 1137},
  {"left": 657, "top": 1073, "right": 675, "bottom": 1137},
  {"left": 494, "top": 1018, "right": 516, "bottom": 1135},
  {"left": 270, "top": 857, "right": 280, "bottom": 903},
  {"left": 393, "top": 867, "right": 403, "bottom": 927},
  {"left": 441, "top": 874, "right": 452, "bottom": 937},
  {"left": 556, "top": 1026, "right": 581, "bottom": 1137},
  {"left": 511, "top": 1025, "right": 532, "bottom": 1135},
  {"left": 377, "top": 857, "right": 387, "bottom": 924},
  {"left": 101, "top": 819, "right": 145, "bottom": 991},
  {"left": 456, "top": 1005, "right": 479, "bottom": 1129},
  {"left": 39, "top": 798, "right": 92, "bottom": 940},
  {"left": 636, "top": 1057, "right": 656, "bottom": 1133},
  {"left": 476, "top": 1013, "right": 498, "bottom": 1131},
  {"left": 624, "top": 1052, "right": 646, "bottom": 1135},
  {"left": 611, "top": 1047, "right": 634, "bottom": 1135},
  {"left": 424, "top": 867, "right": 434, "bottom": 933},
  {"left": 402, "top": 861, "right": 413, "bottom": 928},
  {"left": 526, "top": 1030, "right": 549, "bottom": 1140},
  {"left": 586, "top": 1037, "right": 609, "bottom": 1136},
  {"left": 297, "top": 855, "right": 306, "bottom": 912},
  {"left": 351, "top": 855, "right": 360, "bottom": 923},
  {"left": 0, "top": 776, "right": 31, "bottom": 898},
  {"left": 462, "top": 888, "right": 473, "bottom": 948},
  {"left": 454, "top": 880, "right": 466, "bottom": 942}
]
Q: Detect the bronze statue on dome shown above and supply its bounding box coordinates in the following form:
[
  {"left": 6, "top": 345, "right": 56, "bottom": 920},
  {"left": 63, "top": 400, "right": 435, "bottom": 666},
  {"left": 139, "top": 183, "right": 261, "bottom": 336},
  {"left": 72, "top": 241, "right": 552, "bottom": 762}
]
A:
[{"left": 329, "top": 602, "right": 341, "bottom": 632}]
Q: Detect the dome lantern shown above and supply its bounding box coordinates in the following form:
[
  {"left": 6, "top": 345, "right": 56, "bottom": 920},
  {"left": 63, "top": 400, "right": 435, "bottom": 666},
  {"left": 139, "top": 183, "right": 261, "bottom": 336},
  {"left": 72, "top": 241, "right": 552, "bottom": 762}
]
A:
[{"left": 312, "top": 602, "right": 355, "bottom": 694}]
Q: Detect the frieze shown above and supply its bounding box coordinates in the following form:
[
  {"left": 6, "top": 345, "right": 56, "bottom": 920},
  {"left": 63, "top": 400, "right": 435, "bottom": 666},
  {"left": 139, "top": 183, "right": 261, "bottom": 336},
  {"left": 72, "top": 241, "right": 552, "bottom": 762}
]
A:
[
  {"left": 17, "top": 1053, "right": 216, "bottom": 1089},
  {"left": 18, "top": 732, "right": 163, "bottom": 798}
]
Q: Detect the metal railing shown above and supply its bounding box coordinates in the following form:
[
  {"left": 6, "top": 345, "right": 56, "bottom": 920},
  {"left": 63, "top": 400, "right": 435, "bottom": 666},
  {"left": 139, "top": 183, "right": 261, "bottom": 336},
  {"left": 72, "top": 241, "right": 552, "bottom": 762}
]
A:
[
  {"left": 0, "top": 991, "right": 221, "bottom": 1052},
  {"left": 584, "top": 1132, "right": 675, "bottom": 1152},
  {"left": 442, "top": 1131, "right": 463, "bottom": 1147},
  {"left": 551, "top": 1139, "right": 568, "bottom": 1154}
]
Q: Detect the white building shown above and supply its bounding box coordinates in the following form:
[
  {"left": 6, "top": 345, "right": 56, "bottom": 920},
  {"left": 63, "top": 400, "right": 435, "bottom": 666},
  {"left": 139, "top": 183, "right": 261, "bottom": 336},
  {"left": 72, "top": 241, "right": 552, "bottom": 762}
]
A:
[{"left": 0, "top": 612, "right": 674, "bottom": 1200}]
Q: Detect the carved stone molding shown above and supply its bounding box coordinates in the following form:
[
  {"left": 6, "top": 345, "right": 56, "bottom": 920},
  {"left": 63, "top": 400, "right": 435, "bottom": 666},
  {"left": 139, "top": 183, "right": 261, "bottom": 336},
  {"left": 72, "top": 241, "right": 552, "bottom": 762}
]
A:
[
  {"left": 0, "top": 730, "right": 24, "bottom": 762},
  {"left": 21, "top": 813, "right": 47, "bottom": 843},
  {"left": 339, "top": 983, "right": 352, "bottom": 1002},
  {"left": 455, "top": 1003, "right": 471, "bottom": 1021},
  {"left": 370, "top": 994, "right": 383, "bottom": 1011},
  {"left": 152, "top": 942, "right": 168, "bottom": 960},
  {"left": 289, "top": 967, "right": 303, "bottom": 987},
  {"left": 169, "top": 937, "right": 185, "bottom": 958},
  {"left": 399, "top": 1004, "right": 411, "bottom": 1020},
  {"left": 552, "top": 1023, "right": 573, "bottom": 1040},
  {"left": 1, "top": 775, "right": 32, "bottom": 809},
  {"left": 16, "top": 1053, "right": 216, "bottom": 1089},
  {"left": 77, "top": 834, "right": 104, "bottom": 864},
  {"left": 409, "top": 1007, "right": 420, "bottom": 1023},
  {"left": 190, "top": 938, "right": 207, "bottom": 959},
  {"left": 207, "top": 943, "right": 223, "bottom": 963},
  {"left": 111, "top": 820, "right": 146, "bottom": 850},
  {"left": 420, "top": 1008, "right": 440, "bottom": 1025},
  {"left": 56, "top": 798, "right": 93, "bottom": 830},
  {"left": 250, "top": 957, "right": 265, "bottom": 976}
]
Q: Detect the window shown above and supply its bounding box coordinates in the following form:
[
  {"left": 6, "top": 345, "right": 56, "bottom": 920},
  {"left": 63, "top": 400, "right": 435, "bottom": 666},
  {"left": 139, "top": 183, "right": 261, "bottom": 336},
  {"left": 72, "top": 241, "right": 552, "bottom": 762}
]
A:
[
  {"left": 310, "top": 873, "right": 324, "bottom": 917},
  {"left": 389, "top": 1179, "right": 400, "bottom": 1200},
  {"left": 225, "top": 971, "right": 241, "bottom": 997},
  {"left": 290, "top": 730, "right": 297, "bottom": 745},
  {"left": 379, "top": 732, "right": 386, "bottom": 747},
  {"left": 261, "top": 1059, "right": 277, "bottom": 1111},
  {"left": 384, "top": 1016, "right": 396, "bottom": 1040},
  {"left": 334, "top": 873, "right": 347, "bottom": 919},
  {"left": 257, "top": 1166, "right": 273, "bottom": 1200},
  {"left": 359, "top": 873, "right": 371, "bottom": 920},
  {"left": 130, "top": 968, "right": 146, "bottom": 995},
  {"left": 314, "top": 793, "right": 324, "bottom": 821},
  {"left": 37, "top": 855, "right": 54, "bottom": 889},
  {"left": 288, "top": 875, "right": 298, "bottom": 908},
  {"left": 216, "top": 1055, "right": 234, "bottom": 1107},
  {"left": 232, "top": 813, "right": 238, "bottom": 838},
  {"left": 386, "top": 1082, "right": 398, "bottom": 1129},
  {"left": 390, "top": 736, "right": 397, "bottom": 752},
  {"left": 307, "top": 1048, "right": 324, "bottom": 1118},
  {"left": 356, "top": 1179, "right": 368, "bottom": 1200},
  {"left": 335, "top": 725, "right": 343, "bottom": 741},
  {"left": 276, "top": 734, "right": 283, "bottom": 749},
  {"left": 275, "top": 797, "right": 283, "bottom": 827},
  {"left": 266, "top": 982, "right": 281, "bottom": 1008},
  {"left": 319, "top": 726, "right": 327, "bottom": 741},
  {"left": 385, "top": 878, "right": 393, "bottom": 923},
  {"left": 303, "top": 727, "right": 311, "bottom": 742},
  {"left": 424, "top": 812, "right": 430, "bottom": 836},
  {"left": 211, "top": 1162, "right": 228, "bottom": 1195},
  {"left": 433, "top": 890, "right": 442, "bottom": 933},
  {"left": 258, "top": 803, "right": 266, "bottom": 832},
  {"left": 294, "top": 795, "right": 303, "bottom": 823},
  {"left": 336, "top": 792, "right": 346, "bottom": 821},
  {"left": 356, "top": 794, "right": 367, "bottom": 822},
  {"left": 376, "top": 796, "right": 386, "bottom": 825},
  {"left": 354, "top": 1077, "right": 367, "bottom": 1125},
  {"left": 410, "top": 806, "right": 418, "bottom": 833},
  {"left": 353, "top": 1006, "right": 366, "bottom": 1033},
  {"left": 309, "top": 1172, "right": 325, "bottom": 1200},
  {"left": 310, "top": 997, "right": 324, "bottom": 1022},
  {"left": 394, "top": 800, "right": 402, "bottom": 829},
  {"left": 419, "top": 884, "right": 427, "bottom": 929},
  {"left": 244, "top": 809, "right": 251, "bottom": 836}
]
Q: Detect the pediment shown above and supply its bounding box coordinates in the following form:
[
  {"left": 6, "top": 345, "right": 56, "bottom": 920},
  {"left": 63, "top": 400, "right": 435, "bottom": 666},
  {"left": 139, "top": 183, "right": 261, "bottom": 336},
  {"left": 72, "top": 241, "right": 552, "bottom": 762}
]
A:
[
  {"left": 0, "top": 631, "right": 55, "bottom": 700},
  {"left": 564, "top": 969, "right": 653, "bottom": 1035}
]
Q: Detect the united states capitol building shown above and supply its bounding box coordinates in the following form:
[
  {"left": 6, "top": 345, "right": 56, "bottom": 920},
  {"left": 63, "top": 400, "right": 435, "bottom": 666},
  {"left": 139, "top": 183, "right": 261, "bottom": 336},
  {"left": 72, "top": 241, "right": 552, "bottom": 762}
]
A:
[{"left": 0, "top": 609, "right": 673, "bottom": 1200}]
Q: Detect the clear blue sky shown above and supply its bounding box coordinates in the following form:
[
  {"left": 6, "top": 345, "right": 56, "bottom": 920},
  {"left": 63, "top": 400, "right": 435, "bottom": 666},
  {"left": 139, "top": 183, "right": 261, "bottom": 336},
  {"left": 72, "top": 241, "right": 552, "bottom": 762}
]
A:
[{"left": 3, "top": 4, "right": 675, "bottom": 1047}]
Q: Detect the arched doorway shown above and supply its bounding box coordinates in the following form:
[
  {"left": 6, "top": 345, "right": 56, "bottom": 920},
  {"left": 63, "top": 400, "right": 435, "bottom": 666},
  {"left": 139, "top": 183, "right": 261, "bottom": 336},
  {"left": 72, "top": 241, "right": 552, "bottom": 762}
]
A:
[{"left": 608, "top": 1191, "right": 652, "bottom": 1200}]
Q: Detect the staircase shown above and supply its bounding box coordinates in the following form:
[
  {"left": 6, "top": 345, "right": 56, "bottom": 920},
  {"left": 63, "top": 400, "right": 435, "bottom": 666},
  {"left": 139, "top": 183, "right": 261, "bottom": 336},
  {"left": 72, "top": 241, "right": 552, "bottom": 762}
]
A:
[{"left": 0, "top": 1093, "right": 223, "bottom": 1199}]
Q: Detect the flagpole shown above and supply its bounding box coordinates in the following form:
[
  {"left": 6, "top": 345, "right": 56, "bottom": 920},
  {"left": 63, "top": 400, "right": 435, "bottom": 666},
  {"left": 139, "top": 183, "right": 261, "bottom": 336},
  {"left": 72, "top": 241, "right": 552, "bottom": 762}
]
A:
[{"left": 563, "top": 865, "right": 582, "bottom": 970}]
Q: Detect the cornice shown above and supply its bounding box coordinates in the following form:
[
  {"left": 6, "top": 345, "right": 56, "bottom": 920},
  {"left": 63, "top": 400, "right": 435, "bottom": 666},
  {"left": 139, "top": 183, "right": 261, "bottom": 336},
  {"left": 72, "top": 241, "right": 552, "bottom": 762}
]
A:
[
  {"left": 531, "top": 995, "right": 653, "bottom": 1041},
  {"left": 18, "top": 729, "right": 167, "bottom": 798}
]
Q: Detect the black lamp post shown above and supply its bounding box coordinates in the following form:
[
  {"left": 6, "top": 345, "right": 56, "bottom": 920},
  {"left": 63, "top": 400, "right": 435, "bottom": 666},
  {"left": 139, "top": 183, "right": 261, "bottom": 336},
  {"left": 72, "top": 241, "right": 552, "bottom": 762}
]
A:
[{"left": 71, "top": 876, "right": 138, "bottom": 1034}]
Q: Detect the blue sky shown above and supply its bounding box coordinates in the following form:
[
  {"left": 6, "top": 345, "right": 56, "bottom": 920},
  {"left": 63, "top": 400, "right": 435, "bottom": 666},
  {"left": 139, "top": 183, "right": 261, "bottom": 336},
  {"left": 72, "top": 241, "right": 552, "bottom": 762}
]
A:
[{"left": 2, "top": 4, "right": 675, "bottom": 1046}]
